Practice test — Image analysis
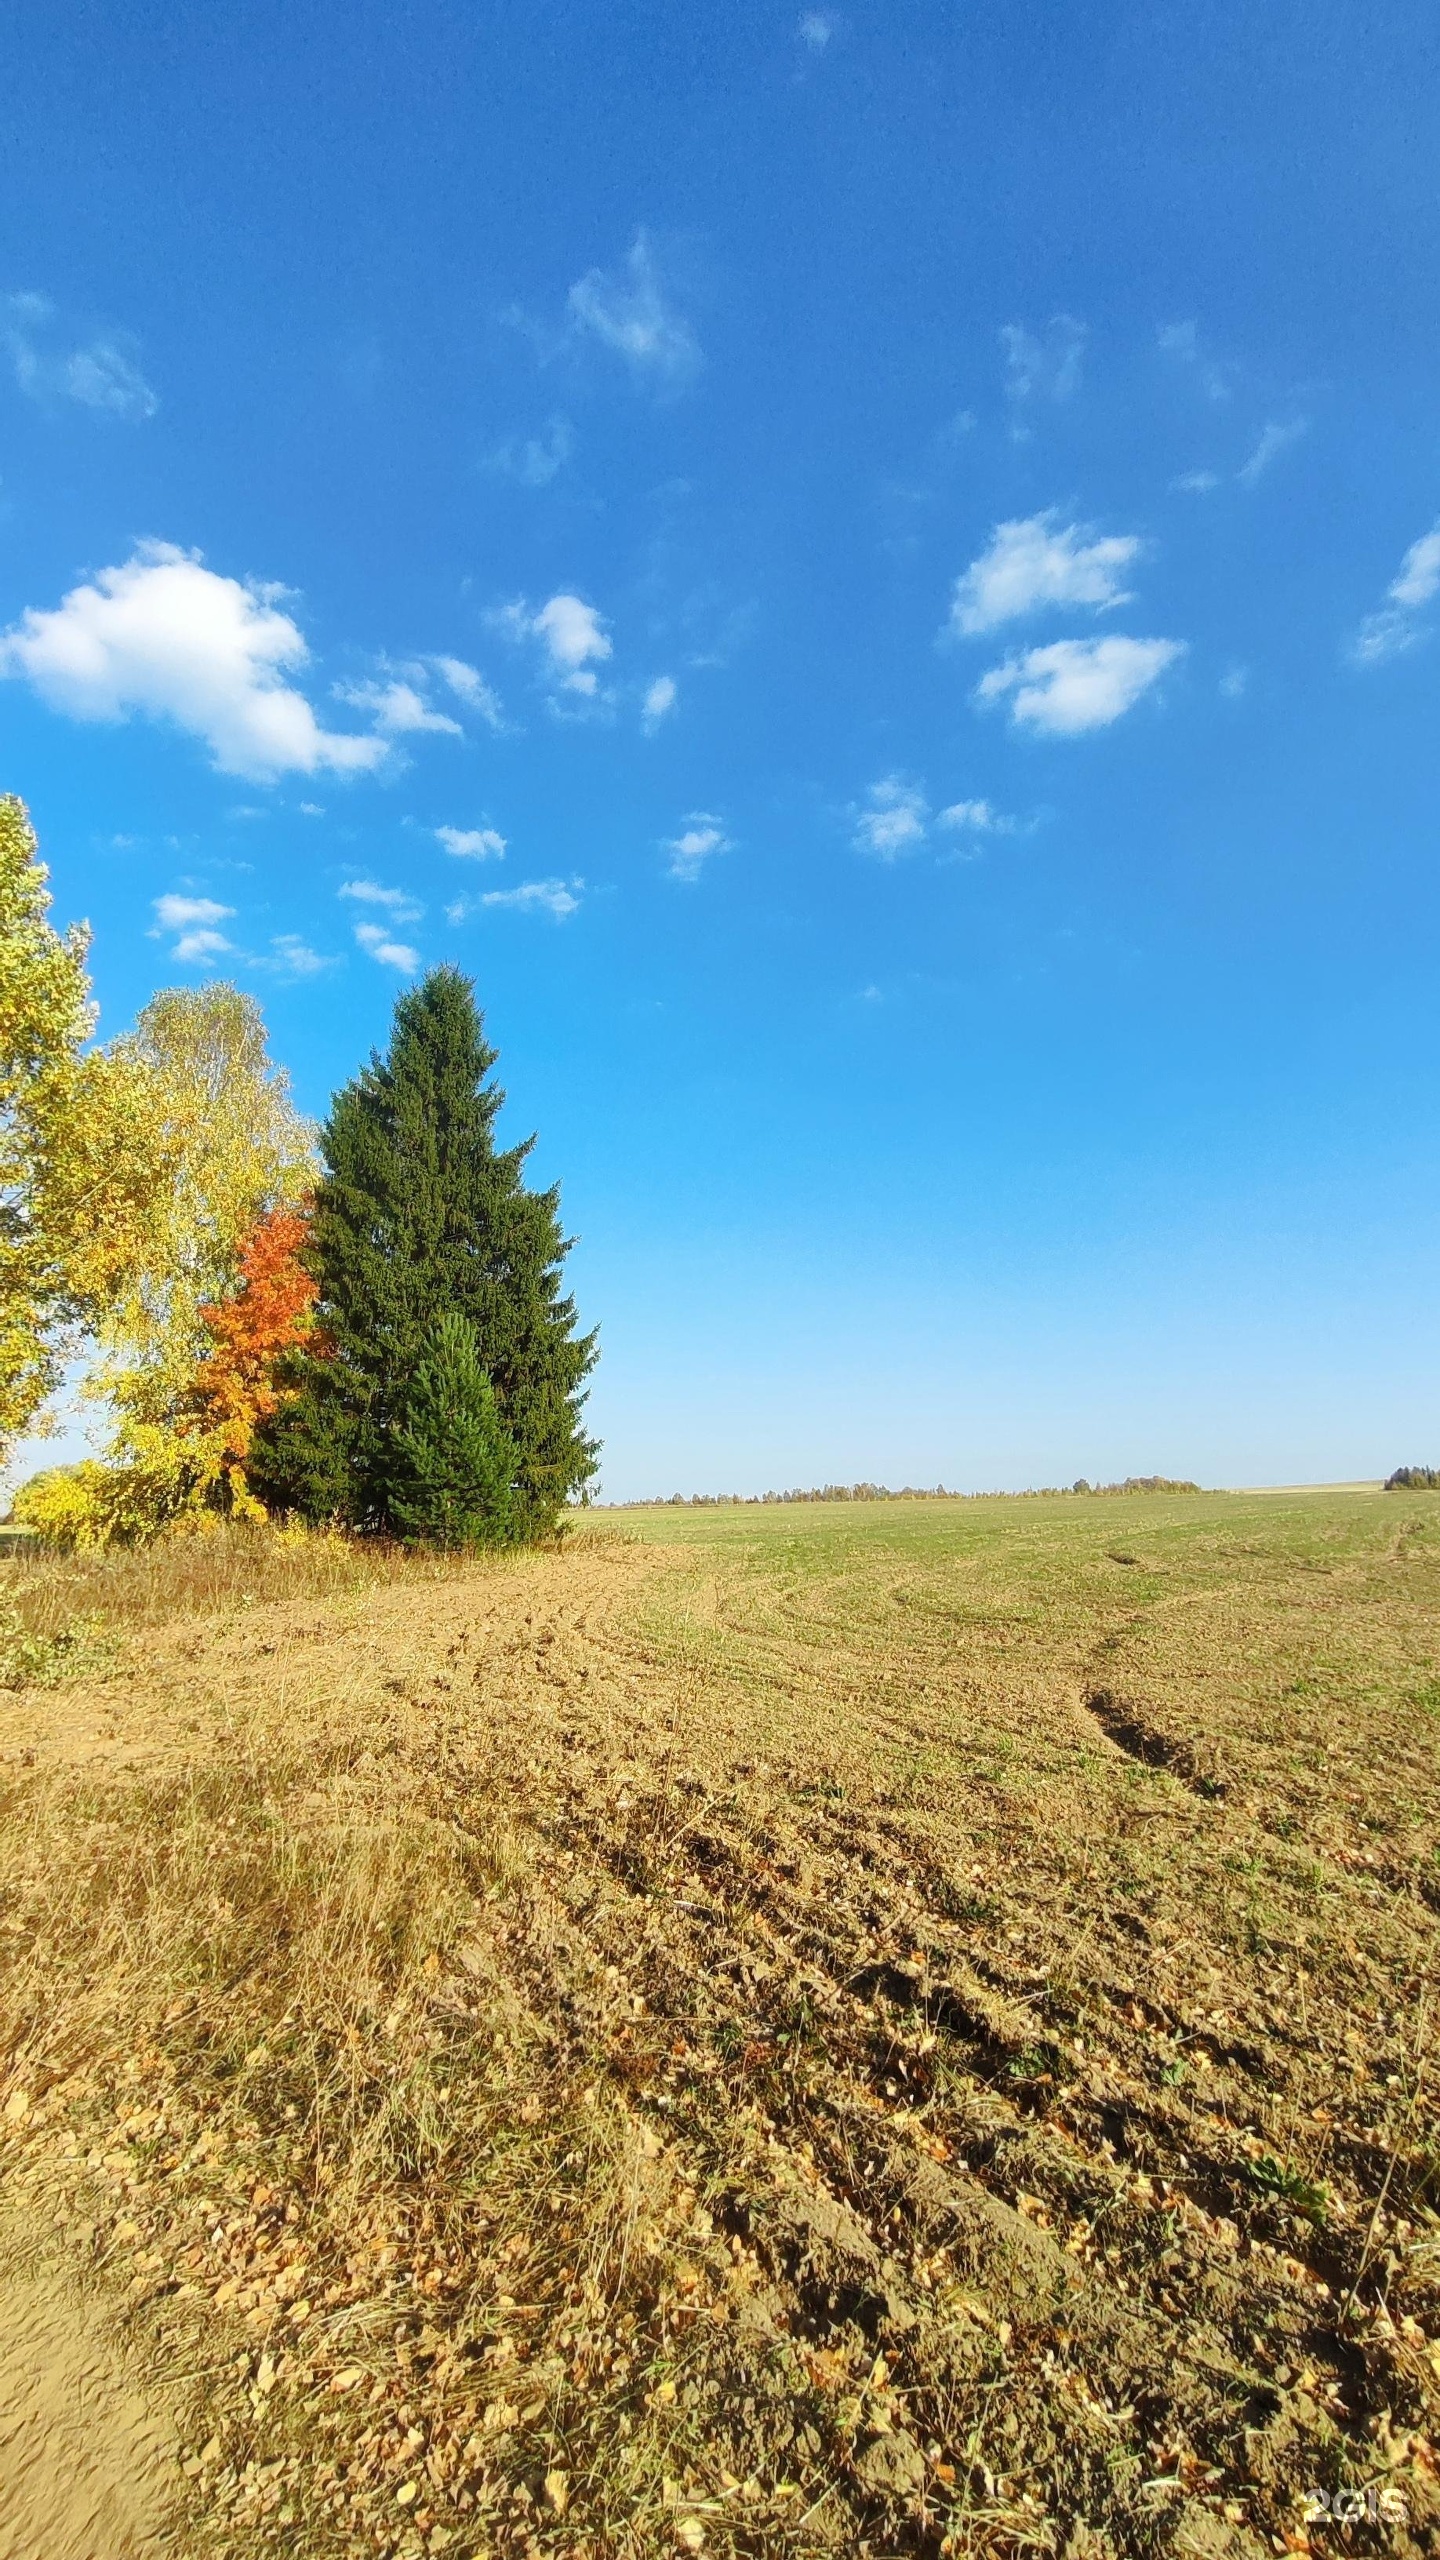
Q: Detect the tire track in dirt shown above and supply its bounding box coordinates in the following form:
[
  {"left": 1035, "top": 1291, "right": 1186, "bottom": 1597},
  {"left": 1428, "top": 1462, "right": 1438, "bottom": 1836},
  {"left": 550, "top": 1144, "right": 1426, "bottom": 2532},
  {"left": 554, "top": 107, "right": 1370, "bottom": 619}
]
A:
[
  {"left": 0, "top": 2255, "right": 181, "bottom": 2560},
  {"left": 1080, "top": 1683, "right": 1229, "bottom": 1797}
]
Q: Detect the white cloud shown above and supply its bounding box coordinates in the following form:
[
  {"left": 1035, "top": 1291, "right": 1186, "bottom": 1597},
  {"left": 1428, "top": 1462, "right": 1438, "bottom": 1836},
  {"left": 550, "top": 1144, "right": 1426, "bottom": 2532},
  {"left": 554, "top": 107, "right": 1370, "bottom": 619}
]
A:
[
  {"left": 0, "top": 543, "right": 386, "bottom": 780},
  {"left": 268, "top": 934, "right": 332, "bottom": 979},
  {"left": 1173, "top": 469, "right": 1220, "bottom": 495},
  {"left": 534, "top": 593, "right": 610, "bottom": 684},
  {"left": 431, "top": 656, "right": 503, "bottom": 727},
  {"left": 936, "top": 798, "right": 1016, "bottom": 835},
  {"left": 852, "top": 776, "right": 928, "bottom": 860},
  {"left": 496, "top": 591, "right": 612, "bottom": 698},
  {"left": 1388, "top": 527, "right": 1440, "bottom": 611},
  {"left": 339, "top": 878, "right": 422, "bottom": 922},
  {"left": 354, "top": 921, "right": 419, "bottom": 971},
  {"left": 567, "top": 235, "right": 699, "bottom": 385},
  {"left": 665, "top": 813, "right": 731, "bottom": 881},
  {"left": 172, "top": 928, "right": 233, "bottom": 964},
  {"left": 798, "top": 11, "right": 834, "bottom": 47},
  {"left": 850, "top": 781, "right": 1018, "bottom": 860},
  {"left": 436, "top": 824, "right": 506, "bottom": 861},
  {"left": 335, "top": 675, "right": 461, "bottom": 736},
  {"left": 3, "top": 291, "right": 157, "bottom": 421},
  {"left": 1351, "top": 610, "right": 1415, "bottom": 667},
  {"left": 1157, "top": 320, "right": 1231, "bottom": 402},
  {"left": 642, "top": 674, "right": 677, "bottom": 731},
  {"left": 151, "top": 890, "right": 237, "bottom": 965},
  {"left": 1157, "top": 320, "right": 1197, "bottom": 361},
  {"left": 1237, "top": 417, "right": 1308, "bottom": 486},
  {"left": 477, "top": 878, "right": 582, "bottom": 918},
  {"left": 975, "top": 635, "right": 1184, "bottom": 735},
  {"left": 153, "top": 891, "right": 233, "bottom": 934},
  {"left": 1219, "top": 664, "right": 1249, "bottom": 700},
  {"left": 485, "top": 416, "right": 574, "bottom": 486},
  {"left": 1350, "top": 522, "right": 1440, "bottom": 665},
  {"left": 1002, "top": 316, "right": 1086, "bottom": 407},
  {"left": 949, "top": 512, "right": 1141, "bottom": 637}
]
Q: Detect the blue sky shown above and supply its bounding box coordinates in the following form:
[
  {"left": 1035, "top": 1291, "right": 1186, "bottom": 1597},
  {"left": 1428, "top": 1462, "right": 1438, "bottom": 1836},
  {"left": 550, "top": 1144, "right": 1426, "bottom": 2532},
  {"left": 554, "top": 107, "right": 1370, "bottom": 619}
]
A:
[{"left": 3, "top": 0, "right": 1438, "bottom": 1498}]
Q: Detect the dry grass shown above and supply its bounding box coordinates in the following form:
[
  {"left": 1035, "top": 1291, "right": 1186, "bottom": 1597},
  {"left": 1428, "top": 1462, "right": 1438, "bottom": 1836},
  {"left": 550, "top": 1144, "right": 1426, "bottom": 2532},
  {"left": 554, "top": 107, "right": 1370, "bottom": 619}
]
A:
[
  {"left": 1, "top": 1519, "right": 470, "bottom": 1644},
  {"left": 1, "top": 1489, "right": 1438, "bottom": 2558}
]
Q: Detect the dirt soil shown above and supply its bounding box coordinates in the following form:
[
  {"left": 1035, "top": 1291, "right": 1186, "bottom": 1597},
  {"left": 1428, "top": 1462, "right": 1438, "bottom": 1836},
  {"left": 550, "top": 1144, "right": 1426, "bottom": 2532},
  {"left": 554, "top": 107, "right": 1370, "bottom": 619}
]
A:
[
  {"left": 1, "top": 1491, "right": 1437, "bottom": 2559},
  {"left": 0, "top": 2250, "right": 183, "bottom": 2560}
]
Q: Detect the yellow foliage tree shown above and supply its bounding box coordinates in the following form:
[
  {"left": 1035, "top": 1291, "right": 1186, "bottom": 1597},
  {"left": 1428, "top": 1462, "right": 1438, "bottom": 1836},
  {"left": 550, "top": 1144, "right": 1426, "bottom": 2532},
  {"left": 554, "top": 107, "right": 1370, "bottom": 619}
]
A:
[
  {"left": 91, "top": 982, "right": 316, "bottom": 1528},
  {"left": 0, "top": 795, "right": 155, "bottom": 1457}
]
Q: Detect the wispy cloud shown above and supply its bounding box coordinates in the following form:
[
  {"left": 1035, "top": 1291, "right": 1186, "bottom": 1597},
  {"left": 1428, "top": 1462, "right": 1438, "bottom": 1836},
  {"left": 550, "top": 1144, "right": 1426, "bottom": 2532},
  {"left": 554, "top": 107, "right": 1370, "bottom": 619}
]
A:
[
  {"left": 1157, "top": 319, "right": 1232, "bottom": 402},
  {"left": 335, "top": 674, "right": 462, "bottom": 736},
  {"left": 976, "top": 635, "right": 1184, "bottom": 735},
  {"left": 1172, "top": 469, "right": 1220, "bottom": 495},
  {"left": 566, "top": 235, "right": 699, "bottom": 387},
  {"left": 151, "top": 891, "right": 236, "bottom": 964},
  {"left": 797, "top": 11, "right": 835, "bottom": 49},
  {"left": 485, "top": 415, "right": 574, "bottom": 486},
  {"left": 852, "top": 776, "right": 928, "bottom": 860},
  {"left": 342, "top": 876, "right": 424, "bottom": 968},
  {"left": 431, "top": 656, "right": 504, "bottom": 728},
  {"left": 339, "top": 878, "right": 423, "bottom": 923},
  {"left": 1237, "top": 417, "right": 1308, "bottom": 487},
  {"left": 495, "top": 591, "right": 612, "bottom": 700},
  {"left": 153, "top": 891, "right": 233, "bottom": 932},
  {"left": 642, "top": 674, "right": 677, "bottom": 731},
  {"left": 268, "top": 934, "right": 333, "bottom": 980},
  {"left": 1388, "top": 530, "right": 1440, "bottom": 611},
  {"left": 3, "top": 290, "right": 157, "bottom": 420},
  {"left": 0, "top": 544, "right": 386, "bottom": 781},
  {"left": 475, "top": 878, "right": 583, "bottom": 919},
  {"left": 936, "top": 798, "right": 1017, "bottom": 836},
  {"left": 1002, "top": 316, "right": 1086, "bottom": 411},
  {"left": 665, "top": 813, "right": 731, "bottom": 882},
  {"left": 353, "top": 921, "right": 419, "bottom": 971},
  {"left": 436, "top": 824, "right": 506, "bottom": 861},
  {"left": 1350, "top": 522, "right": 1440, "bottom": 665},
  {"left": 949, "top": 511, "right": 1141, "bottom": 637},
  {"left": 852, "top": 781, "right": 1018, "bottom": 861}
]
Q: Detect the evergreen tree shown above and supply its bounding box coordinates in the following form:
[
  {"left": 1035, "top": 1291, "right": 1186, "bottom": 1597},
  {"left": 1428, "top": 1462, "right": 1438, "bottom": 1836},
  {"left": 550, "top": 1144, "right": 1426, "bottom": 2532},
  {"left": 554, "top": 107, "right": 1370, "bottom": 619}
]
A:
[
  {"left": 386, "top": 1313, "right": 517, "bottom": 1548},
  {"left": 253, "top": 968, "right": 597, "bottom": 1534}
]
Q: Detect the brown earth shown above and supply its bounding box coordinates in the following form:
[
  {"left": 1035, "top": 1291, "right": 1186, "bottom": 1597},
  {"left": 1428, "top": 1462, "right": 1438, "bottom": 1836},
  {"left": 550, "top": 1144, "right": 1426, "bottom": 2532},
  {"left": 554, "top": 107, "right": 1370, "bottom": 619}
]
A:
[
  {"left": 0, "top": 2253, "right": 182, "bottom": 2560},
  {"left": 0, "top": 1491, "right": 1437, "bottom": 2558}
]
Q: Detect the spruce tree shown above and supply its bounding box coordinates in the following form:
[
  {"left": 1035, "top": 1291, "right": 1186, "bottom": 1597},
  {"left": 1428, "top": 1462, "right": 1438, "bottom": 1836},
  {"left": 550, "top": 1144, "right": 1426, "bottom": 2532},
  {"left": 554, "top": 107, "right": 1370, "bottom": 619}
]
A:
[
  {"left": 254, "top": 968, "right": 597, "bottom": 1534},
  {"left": 386, "top": 1313, "right": 517, "bottom": 1548}
]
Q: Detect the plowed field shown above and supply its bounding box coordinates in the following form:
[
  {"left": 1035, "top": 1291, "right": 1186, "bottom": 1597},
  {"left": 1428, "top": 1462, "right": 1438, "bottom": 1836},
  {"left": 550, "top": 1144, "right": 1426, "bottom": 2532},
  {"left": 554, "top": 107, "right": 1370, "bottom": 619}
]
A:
[{"left": 2, "top": 1487, "right": 1438, "bottom": 2558}]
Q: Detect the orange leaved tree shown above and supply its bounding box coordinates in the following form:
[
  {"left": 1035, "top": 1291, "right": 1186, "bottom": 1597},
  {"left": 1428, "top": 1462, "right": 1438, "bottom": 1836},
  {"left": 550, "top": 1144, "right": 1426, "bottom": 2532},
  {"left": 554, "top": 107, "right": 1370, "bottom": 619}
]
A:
[{"left": 191, "top": 1203, "right": 319, "bottom": 1518}]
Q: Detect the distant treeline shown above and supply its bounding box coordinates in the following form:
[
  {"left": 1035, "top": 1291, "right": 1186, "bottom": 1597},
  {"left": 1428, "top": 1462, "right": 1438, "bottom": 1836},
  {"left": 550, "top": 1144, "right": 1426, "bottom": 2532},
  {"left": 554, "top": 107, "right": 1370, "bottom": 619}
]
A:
[
  {"left": 1385, "top": 1466, "right": 1440, "bottom": 1491},
  {"left": 614, "top": 1475, "right": 1204, "bottom": 1509}
]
